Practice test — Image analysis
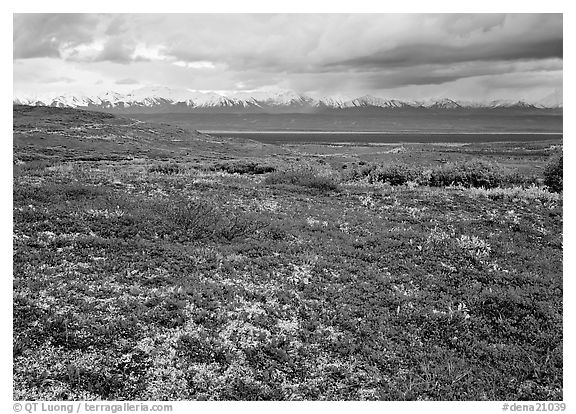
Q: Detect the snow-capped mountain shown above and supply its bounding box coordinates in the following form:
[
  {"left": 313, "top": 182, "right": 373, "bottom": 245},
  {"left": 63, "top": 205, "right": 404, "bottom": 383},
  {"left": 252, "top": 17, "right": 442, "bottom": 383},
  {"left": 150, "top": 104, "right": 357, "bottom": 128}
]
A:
[
  {"left": 317, "top": 96, "right": 348, "bottom": 108},
  {"left": 15, "top": 93, "right": 99, "bottom": 108},
  {"left": 343, "top": 95, "right": 415, "bottom": 109},
  {"left": 420, "top": 98, "right": 462, "bottom": 110},
  {"left": 491, "top": 100, "right": 539, "bottom": 109},
  {"left": 13, "top": 87, "right": 562, "bottom": 113},
  {"left": 258, "top": 90, "right": 314, "bottom": 106}
]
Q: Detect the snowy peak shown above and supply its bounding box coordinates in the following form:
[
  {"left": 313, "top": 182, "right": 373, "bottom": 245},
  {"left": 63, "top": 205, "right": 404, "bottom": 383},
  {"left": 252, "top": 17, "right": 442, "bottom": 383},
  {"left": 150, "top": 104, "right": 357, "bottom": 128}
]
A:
[
  {"left": 317, "top": 96, "right": 348, "bottom": 107},
  {"left": 345, "top": 95, "right": 413, "bottom": 109},
  {"left": 420, "top": 98, "right": 462, "bottom": 109},
  {"left": 256, "top": 90, "right": 315, "bottom": 106},
  {"left": 17, "top": 93, "right": 99, "bottom": 108},
  {"left": 488, "top": 100, "right": 538, "bottom": 109}
]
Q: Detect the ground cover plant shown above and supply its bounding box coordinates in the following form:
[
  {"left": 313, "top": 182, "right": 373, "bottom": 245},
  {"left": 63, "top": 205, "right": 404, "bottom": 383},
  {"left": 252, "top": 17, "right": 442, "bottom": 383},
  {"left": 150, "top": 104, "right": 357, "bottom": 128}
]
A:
[{"left": 13, "top": 107, "right": 562, "bottom": 401}]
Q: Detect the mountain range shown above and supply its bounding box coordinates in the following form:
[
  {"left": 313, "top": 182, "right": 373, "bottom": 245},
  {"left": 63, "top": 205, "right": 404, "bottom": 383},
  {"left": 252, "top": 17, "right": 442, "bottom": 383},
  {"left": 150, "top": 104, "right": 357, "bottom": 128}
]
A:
[{"left": 13, "top": 86, "right": 563, "bottom": 114}]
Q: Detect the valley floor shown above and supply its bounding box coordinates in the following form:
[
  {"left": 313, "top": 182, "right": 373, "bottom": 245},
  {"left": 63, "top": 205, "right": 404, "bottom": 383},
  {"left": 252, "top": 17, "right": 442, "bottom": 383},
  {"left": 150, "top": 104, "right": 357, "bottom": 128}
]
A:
[{"left": 13, "top": 107, "right": 563, "bottom": 400}]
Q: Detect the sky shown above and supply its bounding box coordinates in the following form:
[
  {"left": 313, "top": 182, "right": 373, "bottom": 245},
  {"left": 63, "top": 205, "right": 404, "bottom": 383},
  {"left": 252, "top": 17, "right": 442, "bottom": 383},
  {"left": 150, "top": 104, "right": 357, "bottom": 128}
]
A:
[{"left": 13, "top": 13, "right": 563, "bottom": 102}]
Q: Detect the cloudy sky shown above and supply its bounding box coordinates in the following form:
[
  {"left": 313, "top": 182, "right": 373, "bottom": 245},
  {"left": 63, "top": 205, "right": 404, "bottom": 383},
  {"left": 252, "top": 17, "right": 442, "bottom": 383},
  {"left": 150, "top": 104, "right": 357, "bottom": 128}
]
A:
[{"left": 13, "top": 13, "right": 563, "bottom": 101}]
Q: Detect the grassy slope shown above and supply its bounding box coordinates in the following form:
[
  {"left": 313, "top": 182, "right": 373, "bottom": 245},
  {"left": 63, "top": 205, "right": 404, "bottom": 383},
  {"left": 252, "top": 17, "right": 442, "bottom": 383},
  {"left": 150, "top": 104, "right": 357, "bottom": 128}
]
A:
[{"left": 13, "top": 107, "right": 563, "bottom": 400}]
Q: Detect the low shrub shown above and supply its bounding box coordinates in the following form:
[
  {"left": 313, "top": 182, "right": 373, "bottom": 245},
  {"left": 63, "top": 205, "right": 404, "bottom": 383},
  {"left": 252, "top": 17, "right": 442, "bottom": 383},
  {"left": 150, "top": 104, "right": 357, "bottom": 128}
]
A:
[
  {"left": 148, "top": 198, "right": 265, "bottom": 242},
  {"left": 211, "top": 160, "right": 275, "bottom": 175},
  {"left": 264, "top": 165, "right": 339, "bottom": 192},
  {"left": 148, "top": 163, "right": 182, "bottom": 175},
  {"left": 345, "top": 160, "right": 543, "bottom": 190},
  {"left": 429, "top": 161, "right": 505, "bottom": 189},
  {"left": 543, "top": 152, "right": 563, "bottom": 193},
  {"left": 366, "top": 164, "right": 421, "bottom": 186},
  {"left": 502, "top": 170, "right": 540, "bottom": 188},
  {"left": 467, "top": 184, "right": 561, "bottom": 203},
  {"left": 70, "top": 192, "right": 265, "bottom": 243},
  {"left": 14, "top": 183, "right": 104, "bottom": 204},
  {"left": 342, "top": 164, "right": 377, "bottom": 181}
]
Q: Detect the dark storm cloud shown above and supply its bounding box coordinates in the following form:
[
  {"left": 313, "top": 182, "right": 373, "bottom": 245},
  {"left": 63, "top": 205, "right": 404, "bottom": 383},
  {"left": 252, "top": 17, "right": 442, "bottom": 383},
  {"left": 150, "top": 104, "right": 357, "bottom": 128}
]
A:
[
  {"left": 320, "top": 14, "right": 562, "bottom": 76},
  {"left": 151, "top": 14, "right": 563, "bottom": 76},
  {"left": 13, "top": 14, "right": 101, "bottom": 59},
  {"left": 95, "top": 37, "right": 137, "bottom": 63},
  {"left": 347, "top": 59, "right": 563, "bottom": 89},
  {"left": 13, "top": 14, "right": 141, "bottom": 63},
  {"left": 328, "top": 39, "right": 562, "bottom": 71}
]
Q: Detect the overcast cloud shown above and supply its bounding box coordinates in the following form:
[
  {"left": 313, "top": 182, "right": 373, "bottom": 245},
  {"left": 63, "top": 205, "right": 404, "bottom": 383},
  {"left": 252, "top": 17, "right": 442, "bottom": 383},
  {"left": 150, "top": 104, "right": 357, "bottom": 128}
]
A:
[{"left": 13, "top": 13, "right": 563, "bottom": 101}]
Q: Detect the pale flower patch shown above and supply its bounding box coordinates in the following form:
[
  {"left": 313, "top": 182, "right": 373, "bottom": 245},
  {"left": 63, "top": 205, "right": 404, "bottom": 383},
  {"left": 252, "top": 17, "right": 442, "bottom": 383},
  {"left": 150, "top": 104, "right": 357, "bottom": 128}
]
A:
[
  {"left": 229, "top": 297, "right": 267, "bottom": 321},
  {"left": 532, "top": 223, "right": 549, "bottom": 235},
  {"left": 338, "top": 221, "right": 351, "bottom": 234},
  {"left": 486, "top": 209, "right": 499, "bottom": 221},
  {"left": 487, "top": 261, "right": 509, "bottom": 273},
  {"left": 287, "top": 263, "right": 313, "bottom": 285},
  {"left": 504, "top": 209, "right": 521, "bottom": 226},
  {"left": 286, "top": 234, "right": 306, "bottom": 245},
  {"left": 218, "top": 319, "right": 271, "bottom": 349},
  {"left": 277, "top": 317, "right": 300, "bottom": 334},
  {"left": 432, "top": 303, "right": 471, "bottom": 321},
  {"left": 14, "top": 204, "right": 36, "bottom": 212},
  {"left": 33, "top": 231, "right": 96, "bottom": 246},
  {"left": 381, "top": 198, "right": 401, "bottom": 210},
  {"left": 451, "top": 303, "right": 471, "bottom": 320},
  {"left": 393, "top": 281, "right": 419, "bottom": 298},
  {"left": 147, "top": 188, "right": 170, "bottom": 198},
  {"left": 406, "top": 180, "right": 419, "bottom": 189},
  {"left": 406, "top": 206, "right": 428, "bottom": 218},
  {"left": 306, "top": 216, "right": 328, "bottom": 228},
  {"left": 85, "top": 207, "right": 125, "bottom": 218},
  {"left": 359, "top": 194, "right": 376, "bottom": 209},
  {"left": 256, "top": 199, "right": 279, "bottom": 212},
  {"left": 13, "top": 233, "right": 31, "bottom": 242},
  {"left": 456, "top": 234, "right": 491, "bottom": 258},
  {"left": 46, "top": 163, "right": 76, "bottom": 173},
  {"left": 318, "top": 324, "right": 345, "bottom": 343},
  {"left": 426, "top": 226, "right": 453, "bottom": 244},
  {"left": 37, "top": 230, "right": 56, "bottom": 239},
  {"left": 440, "top": 262, "right": 457, "bottom": 273},
  {"left": 225, "top": 253, "right": 246, "bottom": 262}
]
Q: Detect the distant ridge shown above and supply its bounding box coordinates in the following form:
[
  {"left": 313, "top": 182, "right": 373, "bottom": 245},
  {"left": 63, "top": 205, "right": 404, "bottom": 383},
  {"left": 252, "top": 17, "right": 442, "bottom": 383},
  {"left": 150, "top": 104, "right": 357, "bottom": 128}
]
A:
[{"left": 13, "top": 87, "right": 563, "bottom": 114}]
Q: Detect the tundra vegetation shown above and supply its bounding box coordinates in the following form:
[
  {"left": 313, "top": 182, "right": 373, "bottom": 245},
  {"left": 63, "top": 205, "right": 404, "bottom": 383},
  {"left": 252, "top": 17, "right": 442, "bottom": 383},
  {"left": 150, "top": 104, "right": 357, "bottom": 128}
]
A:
[{"left": 13, "top": 106, "right": 562, "bottom": 400}]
